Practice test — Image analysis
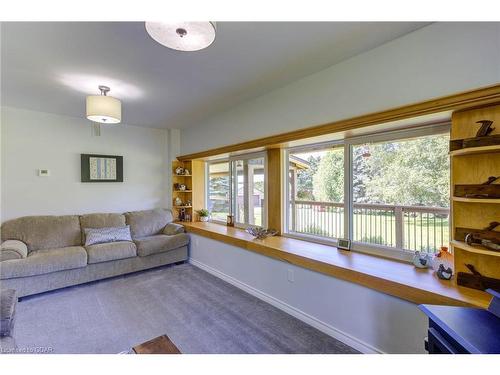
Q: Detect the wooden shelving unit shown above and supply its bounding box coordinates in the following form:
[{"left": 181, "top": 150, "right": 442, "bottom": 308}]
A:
[
  {"left": 172, "top": 160, "right": 193, "bottom": 222},
  {"left": 450, "top": 104, "right": 500, "bottom": 283},
  {"left": 171, "top": 159, "right": 206, "bottom": 222}
]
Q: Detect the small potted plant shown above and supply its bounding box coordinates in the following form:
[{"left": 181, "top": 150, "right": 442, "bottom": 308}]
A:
[{"left": 196, "top": 209, "right": 210, "bottom": 222}]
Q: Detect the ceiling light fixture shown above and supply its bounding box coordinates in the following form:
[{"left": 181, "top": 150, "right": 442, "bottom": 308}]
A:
[
  {"left": 145, "top": 22, "right": 216, "bottom": 52},
  {"left": 86, "top": 85, "right": 122, "bottom": 136},
  {"left": 86, "top": 85, "right": 122, "bottom": 124}
]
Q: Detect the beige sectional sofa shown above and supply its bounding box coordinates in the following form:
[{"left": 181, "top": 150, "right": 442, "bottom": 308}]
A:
[{"left": 0, "top": 209, "right": 189, "bottom": 297}]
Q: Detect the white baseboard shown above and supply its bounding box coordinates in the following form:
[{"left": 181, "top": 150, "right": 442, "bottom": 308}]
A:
[{"left": 189, "top": 258, "right": 383, "bottom": 354}]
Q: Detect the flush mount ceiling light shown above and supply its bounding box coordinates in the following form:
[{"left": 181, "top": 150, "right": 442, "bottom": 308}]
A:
[
  {"left": 86, "top": 85, "right": 122, "bottom": 124},
  {"left": 145, "top": 22, "right": 216, "bottom": 52}
]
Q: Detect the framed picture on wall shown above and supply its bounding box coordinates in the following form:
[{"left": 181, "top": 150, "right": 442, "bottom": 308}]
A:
[{"left": 81, "top": 154, "right": 123, "bottom": 182}]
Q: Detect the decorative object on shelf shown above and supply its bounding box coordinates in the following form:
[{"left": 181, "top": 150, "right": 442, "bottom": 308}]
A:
[
  {"left": 184, "top": 214, "right": 191, "bottom": 222},
  {"left": 174, "top": 197, "right": 183, "bottom": 206},
  {"left": 183, "top": 169, "right": 190, "bottom": 175},
  {"left": 457, "top": 264, "right": 500, "bottom": 291},
  {"left": 179, "top": 208, "right": 186, "bottom": 222},
  {"left": 81, "top": 154, "right": 123, "bottom": 182},
  {"left": 245, "top": 226, "right": 278, "bottom": 240},
  {"left": 475, "top": 120, "right": 495, "bottom": 137},
  {"left": 226, "top": 214, "right": 234, "bottom": 227},
  {"left": 457, "top": 222, "right": 500, "bottom": 253},
  {"left": 466, "top": 233, "right": 500, "bottom": 253},
  {"left": 431, "top": 246, "right": 454, "bottom": 273},
  {"left": 173, "top": 183, "right": 187, "bottom": 191},
  {"left": 175, "top": 166, "right": 184, "bottom": 175},
  {"left": 196, "top": 209, "right": 210, "bottom": 222},
  {"left": 413, "top": 251, "right": 432, "bottom": 269},
  {"left": 186, "top": 199, "right": 192, "bottom": 206},
  {"left": 454, "top": 176, "right": 500, "bottom": 199},
  {"left": 145, "top": 22, "right": 216, "bottom": 52},
  {"left": 450, "top": 119, "right": 500, "bottom": 151},
  {"left": 86, "top": 85, "right": 122, "bottom": 136},
  {"left": 436, "top": 264, "right": 453, "bottom": 280}
]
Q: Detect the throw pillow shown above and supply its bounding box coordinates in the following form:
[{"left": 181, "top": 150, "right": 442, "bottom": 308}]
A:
[{"left": 84, "top": 226, "right": 132, "bottom": 246}]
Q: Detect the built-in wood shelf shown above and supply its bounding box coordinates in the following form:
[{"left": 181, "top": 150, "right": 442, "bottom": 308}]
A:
[
  {"left": 452, "top": 196, "right": 500, "bottom": 204},
  {"left": 173, "top": 205, "right": 192, "bottom": 208},
  {"left": 173, "top": 174, "right": 192, "bottom": 177},
  {"left": 449, "top": 145, "right": 500, "bottom": 156},
  {"left": 173, "top": 190, "right": 192, "bottom": 193},
  {"left": 451, "top": 240, "right": 500, "bottom": 257},
  {"left": 183, "top": 221, "right": 492, "bottom": 308}
]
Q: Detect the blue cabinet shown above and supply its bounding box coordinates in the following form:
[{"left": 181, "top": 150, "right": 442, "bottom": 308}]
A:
[{"left": 419, "top": 290, "right": 500, "bottom": 354}]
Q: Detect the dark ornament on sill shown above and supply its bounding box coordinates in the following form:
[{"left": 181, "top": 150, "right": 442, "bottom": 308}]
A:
[
  {"left": 436, "top": 264, "right": 453, "bottom": 280},
  {"left": 457, "top": 264, "right": 500, "bottom": 291}
]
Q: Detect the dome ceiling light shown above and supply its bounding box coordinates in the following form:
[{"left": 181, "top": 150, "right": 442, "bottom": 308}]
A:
[{"left": 145, "top": 22, "right": 216, "bottom": 52}]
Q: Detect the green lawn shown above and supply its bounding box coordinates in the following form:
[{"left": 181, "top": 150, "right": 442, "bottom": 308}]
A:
[{"left": 294, "top": 207, "right": 449, "bottom": 252}]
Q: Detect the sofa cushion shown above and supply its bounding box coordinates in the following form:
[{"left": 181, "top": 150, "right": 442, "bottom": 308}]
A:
[
  {"left": 84, "top": 226, "right": 132, "bottom": 246},
  {"left": 1, "top": 215, "right": 82, "bottom": 252},
  {"left": 80, "top": 213, "right": 126, "bottom": 242},
  {"left": 1, "top": 240, "right": 28, "bottom": 262},
  {"left": 134, "top": 233, "right": 189, "bottom": 257},
  {"left": 125, "top": 209, "right": 173, "bottom": 239},
  {"left": 85, "top": 241, "right": 137, "bottom": 264},
  {"left": 0, "top": 246, "right": 88, "bottom": 279}
]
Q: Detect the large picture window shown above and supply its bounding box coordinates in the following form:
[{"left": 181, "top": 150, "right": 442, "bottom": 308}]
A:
[
  {"left": 285, "top": 126, "right": 450, "bottom": 258},
  {"left": 207, "top": 153, "right": 266, "bottom": 227}
]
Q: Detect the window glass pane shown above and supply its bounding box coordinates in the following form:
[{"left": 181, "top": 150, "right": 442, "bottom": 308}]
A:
[
  {"left": 234, "top": 157, "right": 265, "bottom": 226},
  {"left": 288, "top": 146, "right": 344, "bottom": 239},
  {"left": 208, "top": 162, "right": 230, "bottom": 221},
  {"left": 352, "top": 133, "right": 450, "bottom": 252}
]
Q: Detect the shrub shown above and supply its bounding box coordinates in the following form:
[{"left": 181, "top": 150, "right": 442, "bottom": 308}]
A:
[
  {"left": 303, "top": 225, "right": 328, "bottom": 237},
  {"left": 361, "top": 235, "right": 385, "bottom": 245}
]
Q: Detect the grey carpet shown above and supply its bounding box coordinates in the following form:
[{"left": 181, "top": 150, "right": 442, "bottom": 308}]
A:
[{"left": 11, "top": 263, "right": 358, "bottom": 354}]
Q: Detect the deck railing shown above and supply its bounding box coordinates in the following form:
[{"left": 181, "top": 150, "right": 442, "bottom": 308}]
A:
[{"left": 290, "top": 200, "right": 449, "bottom": 252}]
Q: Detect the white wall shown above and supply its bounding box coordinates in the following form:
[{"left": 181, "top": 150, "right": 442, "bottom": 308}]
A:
[
  {"left": 180, "top": 22, "right": 500, "bottom": 154},
  {"left": 189, "top": 233, "right": 428, "bottom": 354},
  {"left": 1, "top": 106, "right": 175, "bottom": 222}
]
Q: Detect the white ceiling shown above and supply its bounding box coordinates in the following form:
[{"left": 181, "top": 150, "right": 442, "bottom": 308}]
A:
[{"left": 1, "top": 22, "right": 430, "bottom": 129}]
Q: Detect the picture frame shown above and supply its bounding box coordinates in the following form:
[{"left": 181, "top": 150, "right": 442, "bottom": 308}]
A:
[{"left": 81, "top": 154, "right": 123, "bottom": 182}]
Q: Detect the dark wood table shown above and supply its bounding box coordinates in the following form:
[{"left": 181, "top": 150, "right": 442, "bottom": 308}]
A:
[{"left": 132, "top": 335, "right": 181, "bottom": 354}]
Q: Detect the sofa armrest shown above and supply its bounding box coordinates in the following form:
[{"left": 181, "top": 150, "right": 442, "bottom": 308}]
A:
[
  {"left": 163, "top": 223, "right": 185, "bottom": 236},
  {"left": 0, "top": 240, "right": 28, "bottom": 262}
]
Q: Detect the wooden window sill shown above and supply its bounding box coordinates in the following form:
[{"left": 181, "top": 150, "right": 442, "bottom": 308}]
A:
[{"left": 182, "top": 221, "right": 492, "bottom": 308}]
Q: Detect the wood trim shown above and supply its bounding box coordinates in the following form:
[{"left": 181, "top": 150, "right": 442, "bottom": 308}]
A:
[
  {"left": 266, "top": 149, "right": 282, "bottom": 233},
  {"left": 191, "top": 160, "right": 206, "bottom": 221},
  {"left": 178, "top": 84, "right": 500, "bottom": 161},
  {"left": 183, "top": 221, "right": 492, "bottom": 308}
]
